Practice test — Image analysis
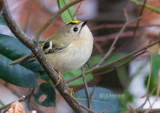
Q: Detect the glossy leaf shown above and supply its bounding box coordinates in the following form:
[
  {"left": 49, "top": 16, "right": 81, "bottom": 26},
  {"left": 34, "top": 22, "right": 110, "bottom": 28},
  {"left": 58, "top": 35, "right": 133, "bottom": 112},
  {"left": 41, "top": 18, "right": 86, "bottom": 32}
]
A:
[
  {"left": 74, "top": 87, "right": 122, "bottom": 113},
  {"left": 57, "top": 0, "right": 76, "bottom": 23},
  {"left": 0, "top": 14, "right": 6, "bottom": 26},
  {"left": 34, "top": 83, "right": 56, "bottom": 107},
  {"left": 0, "top": 34, "right": 44, "bottom": 72},
  {"left": 0, "top": 55, "right": 38, "bottom": 87},
  {"left": 62, "top": 66, "right": 93, "bottom": 86},
  {"left": 0, "top": 34, "right": 45, "bottom": 87}
]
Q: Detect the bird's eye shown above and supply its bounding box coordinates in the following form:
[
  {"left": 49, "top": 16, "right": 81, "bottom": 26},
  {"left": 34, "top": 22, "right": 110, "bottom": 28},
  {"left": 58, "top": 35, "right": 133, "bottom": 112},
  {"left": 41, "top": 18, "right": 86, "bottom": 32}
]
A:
[{"left": 73, "top": 27, "right": 78, "bottom": 32}]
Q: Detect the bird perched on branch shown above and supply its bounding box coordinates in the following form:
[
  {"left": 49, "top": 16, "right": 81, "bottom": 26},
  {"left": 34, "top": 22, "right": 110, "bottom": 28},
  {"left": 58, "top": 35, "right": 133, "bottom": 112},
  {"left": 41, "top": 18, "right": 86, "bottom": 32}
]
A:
[{"left": 10, "top": 20, "right": 93, "bottom": 94}]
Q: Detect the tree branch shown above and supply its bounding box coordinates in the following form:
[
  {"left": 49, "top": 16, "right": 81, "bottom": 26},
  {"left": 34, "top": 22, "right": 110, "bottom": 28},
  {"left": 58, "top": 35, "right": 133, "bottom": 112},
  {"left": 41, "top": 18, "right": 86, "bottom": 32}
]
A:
[{"left": 0, "top": 0, "right": 86, "bottom": 112}]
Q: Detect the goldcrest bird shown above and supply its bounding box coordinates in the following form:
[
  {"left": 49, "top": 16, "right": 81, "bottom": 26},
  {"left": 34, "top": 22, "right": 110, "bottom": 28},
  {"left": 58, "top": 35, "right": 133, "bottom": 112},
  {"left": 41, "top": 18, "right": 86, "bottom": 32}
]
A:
[{"left": 10, "top": 20, "right": 93, "bottom": 82}]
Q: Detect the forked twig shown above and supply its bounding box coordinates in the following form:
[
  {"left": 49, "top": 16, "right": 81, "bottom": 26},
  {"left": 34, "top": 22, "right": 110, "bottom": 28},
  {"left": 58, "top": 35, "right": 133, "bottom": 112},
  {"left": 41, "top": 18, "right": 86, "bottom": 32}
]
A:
[
  {"left": 96, "top": 8, "right": 152, "bottom": 67},
  {"left": 81, "top": 67, "right": 91, "bottom": 110},
  {"left": 0, "top": 88, "right": 35, "bottom": 112}
]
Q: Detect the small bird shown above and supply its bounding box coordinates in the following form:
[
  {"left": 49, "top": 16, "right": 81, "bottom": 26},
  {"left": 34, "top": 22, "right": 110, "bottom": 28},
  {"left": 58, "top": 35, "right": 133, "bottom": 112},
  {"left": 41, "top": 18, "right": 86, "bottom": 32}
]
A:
[{"left": 10, "top": 20, "right": 93, "bottom": 88}]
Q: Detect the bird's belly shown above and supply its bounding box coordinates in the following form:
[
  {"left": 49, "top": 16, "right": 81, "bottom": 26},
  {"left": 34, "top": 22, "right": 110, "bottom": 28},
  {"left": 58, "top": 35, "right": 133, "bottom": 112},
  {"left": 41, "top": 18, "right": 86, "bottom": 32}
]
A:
[{"left": 46, "top": 45, "right": 92, "bottom": 72}]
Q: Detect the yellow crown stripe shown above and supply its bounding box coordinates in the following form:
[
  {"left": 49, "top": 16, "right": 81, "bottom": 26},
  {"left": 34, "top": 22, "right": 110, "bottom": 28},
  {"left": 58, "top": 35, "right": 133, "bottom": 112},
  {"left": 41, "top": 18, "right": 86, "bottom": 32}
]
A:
[{"left": 67, "top": 20, "right": 79, "bottom": 25}]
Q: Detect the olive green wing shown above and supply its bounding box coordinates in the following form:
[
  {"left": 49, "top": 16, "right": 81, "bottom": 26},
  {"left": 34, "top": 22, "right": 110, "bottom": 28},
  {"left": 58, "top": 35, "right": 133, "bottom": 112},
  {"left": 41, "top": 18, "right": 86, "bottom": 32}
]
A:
[
  {"left": 41, "top": 34, "right": 71, "bottom": 54},
  {"left": 10, "top": 35, "right": 70, "bottom": 65}
]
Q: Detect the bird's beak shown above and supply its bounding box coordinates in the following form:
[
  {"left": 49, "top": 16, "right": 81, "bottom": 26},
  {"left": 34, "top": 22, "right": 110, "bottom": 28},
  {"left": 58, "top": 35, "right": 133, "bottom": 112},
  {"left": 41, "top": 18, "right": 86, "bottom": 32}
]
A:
[
  {"left": 81, "top": 21, "right": 87, "bottom": 28},
  {"left": 79, "top": 21, "right": 87, "bottom": 33}
]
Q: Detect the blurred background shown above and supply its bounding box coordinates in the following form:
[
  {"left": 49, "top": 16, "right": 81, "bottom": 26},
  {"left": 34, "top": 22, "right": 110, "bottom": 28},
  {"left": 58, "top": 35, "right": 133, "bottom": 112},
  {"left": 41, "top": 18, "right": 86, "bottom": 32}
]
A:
[{"left": 1, "top": 0, "right": 160, "bottom": 112}]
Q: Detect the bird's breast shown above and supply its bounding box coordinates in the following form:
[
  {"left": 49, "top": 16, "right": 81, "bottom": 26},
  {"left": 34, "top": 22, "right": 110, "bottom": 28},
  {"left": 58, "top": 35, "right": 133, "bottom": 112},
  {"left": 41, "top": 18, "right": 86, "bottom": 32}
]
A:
[{"left": 46, "top": 36, "right": 93, "bottom": 73}]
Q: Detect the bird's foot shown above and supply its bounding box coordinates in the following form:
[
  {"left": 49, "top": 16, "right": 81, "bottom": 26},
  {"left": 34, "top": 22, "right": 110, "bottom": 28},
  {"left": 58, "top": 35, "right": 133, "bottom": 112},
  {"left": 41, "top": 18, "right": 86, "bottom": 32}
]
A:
[
  {"left": 55, "top": 71, "right": 74, "bottom": 95},
  {"left": 55, "top": 72, "right": 63, "bottom": 86},
  {"left": 66, "top": 85, "right": 74, "bottom": 95}
]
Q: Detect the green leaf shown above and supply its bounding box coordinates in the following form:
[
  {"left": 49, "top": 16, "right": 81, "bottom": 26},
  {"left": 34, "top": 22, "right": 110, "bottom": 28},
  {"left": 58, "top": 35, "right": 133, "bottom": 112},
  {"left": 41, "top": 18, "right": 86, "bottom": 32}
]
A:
[
  {"left": 88, "top": 53, "right": 127, "bottom": 75},
  {"left": 57, "top": 0, "right": 76, "bottom": 23},
  {"left": 0, "top": 34, "right": 44, "bottom": 72},
  {"left": 0, "top": 55, "right": 38, "bottom": 87},
  {"left": 116, "top": 67, "right": 128, "bottom": 88},
  {"left": 74, "top": 87, "right": 122, "bottom": 113},
  {"left": 89, "top": 53, "right": 126, "bottom": 67},
  {"left": 145, "top": 53, "right": 160, "bottom": 93},
  {"left": 105, "top": 53, "right": 127, "bottom": 64},
  {"left": 0, "top": 14, "right": 7, "bottom": 26},
  {"left": 39, "top": 40, "right": 45, "bottom": 45},
  {"left": 88, "top": 55, "right": 102, "bottom": 67},
  {"left": 34, "top": 83, "right": 56, "bottom": 107},
  {"left": 62, "top": 66, "right": 93, "bottom": 86},
  {"left": 0, "top": 34, "right": 42, "bottom": 87},
  {"left": 39, "top": 71, "right": 50, "bottom": 81}
]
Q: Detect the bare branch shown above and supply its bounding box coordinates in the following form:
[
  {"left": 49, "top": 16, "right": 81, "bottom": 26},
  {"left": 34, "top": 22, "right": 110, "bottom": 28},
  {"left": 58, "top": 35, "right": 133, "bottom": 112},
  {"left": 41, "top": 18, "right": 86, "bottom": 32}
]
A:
[
  {"left": 0, "top": 88, "right": 35, "bottom": 111},
  {"left": 96, "top": 10, "right": 152, "bottom": 67},
  {"left": 90, "top": 86, "right": 96, "bottom": 107},
  {"left": 91, "top": 24, "right": 160, "bottom": 31},
  {"left": 81, "top": 67, "right": 91, "bottom": 110}
]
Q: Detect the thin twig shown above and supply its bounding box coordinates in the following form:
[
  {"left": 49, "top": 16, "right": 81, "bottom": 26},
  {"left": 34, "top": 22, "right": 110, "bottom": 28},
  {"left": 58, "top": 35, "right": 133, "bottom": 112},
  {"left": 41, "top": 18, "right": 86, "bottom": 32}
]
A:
[
  {"left": 114, "top": 6, "right": 160, "bottom": 53},
  {"left": 63, "top": 0, "right": 74, "bottom": 21},
  {"left": 101, "top": 109, "right": 107, "bottom": 113},
  {"left": 123, "top": 8, "right": 128, "bottom": 21},
  {"left": 74, "top": 2, "right": 82, "bottom": 18},
  {"left": 66, "top": 40, "right": 159, "bottom": 83},
  {"left": 81, "top": 67, "right": 91, "bottom": 110},
  {"left": 140, "top": 71, "right": 160, "bottom": 113},
  {"left": 137, "top": 53, "right": 158, "bottom": 110},
  {"left": 96, "top": 9, "right": 152, "bottom": 67},
  {"left": 132, "top": 0, "right": 147, "bottom": 38},
  {"left": 94, "top": 31, "right": 141, "bottom": 42},
  {"left": 33, "top": 0, "right": 83, "bottom": 42},
  {"left": 0, "top": 88, "right": 35, "bottom": 111},
  {"left": 91, "top": 24, "right": 160, "bottom": 31},
  {"left": 135, "top": 108, "right": 160, "bottom": 113},
  {"left": 94, "top": 41, "right": 104, "bottom": 53},
  {"left": 90, "top": 86, "right": 96, "bottom": 107},
  {"left": 137, "top": 84, "right": 158, "bottom": 110},
  {"left": 94, "top": 50, "right": 146, "bottom": 78}
]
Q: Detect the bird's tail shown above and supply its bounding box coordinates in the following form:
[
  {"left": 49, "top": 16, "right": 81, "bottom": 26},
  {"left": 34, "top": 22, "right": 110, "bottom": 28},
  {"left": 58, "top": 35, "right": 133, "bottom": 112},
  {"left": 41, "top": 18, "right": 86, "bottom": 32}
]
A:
[{"left": 9, "top": 55, "right": 32, "bottom": 65}]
